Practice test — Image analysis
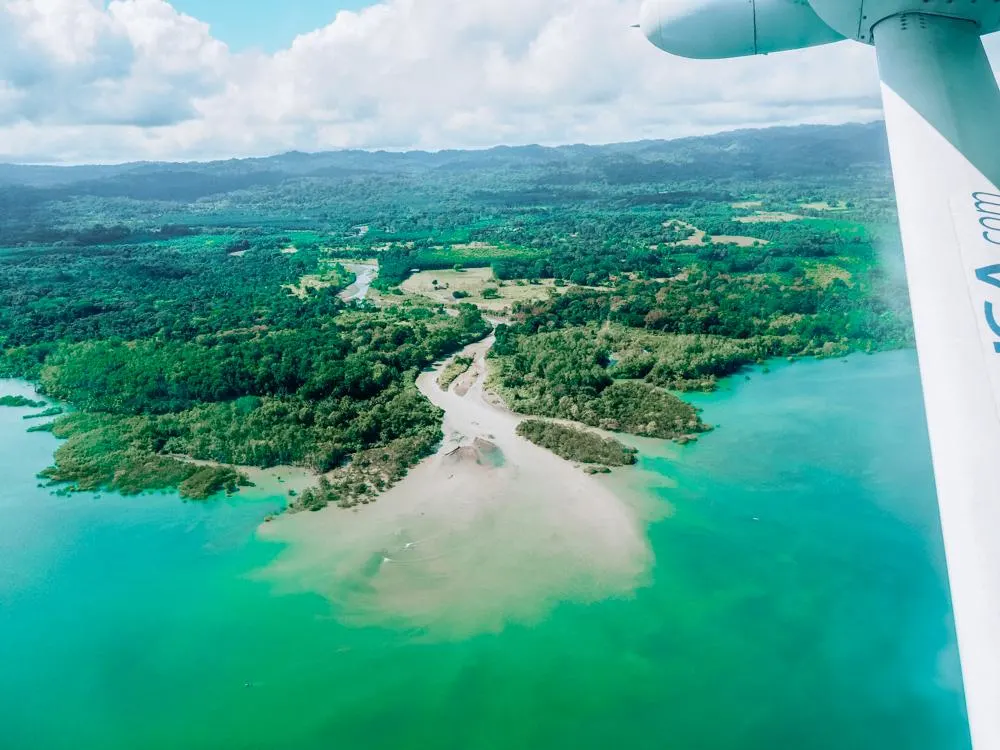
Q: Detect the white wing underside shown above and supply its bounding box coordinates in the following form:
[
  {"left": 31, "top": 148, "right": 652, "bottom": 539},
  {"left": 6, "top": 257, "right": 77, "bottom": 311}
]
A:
[{"left": 876, "top": 15, "right": 1000, "bottom": 749}]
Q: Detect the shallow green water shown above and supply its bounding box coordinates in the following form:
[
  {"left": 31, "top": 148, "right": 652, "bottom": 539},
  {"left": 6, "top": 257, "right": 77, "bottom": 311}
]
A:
[{"left": 0, "top": 352, "right": 972, "bottom": 750}]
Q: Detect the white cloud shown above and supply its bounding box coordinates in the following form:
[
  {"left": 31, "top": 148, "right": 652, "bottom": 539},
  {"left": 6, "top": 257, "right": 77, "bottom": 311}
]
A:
[
  {"left": 0, "top": 0, "right": 227, "bottom": 131},
  {"left": 0, "top": 0, "right": 993, "bottom": 163}
]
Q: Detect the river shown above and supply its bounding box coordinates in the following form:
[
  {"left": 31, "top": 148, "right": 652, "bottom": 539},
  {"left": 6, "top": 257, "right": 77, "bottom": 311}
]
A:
[
  {"left": 338, "top": 262, "right": 378, "bottom": 302},
  {"left": 0, "top": 351, "right": 971, "bottom": 750}
]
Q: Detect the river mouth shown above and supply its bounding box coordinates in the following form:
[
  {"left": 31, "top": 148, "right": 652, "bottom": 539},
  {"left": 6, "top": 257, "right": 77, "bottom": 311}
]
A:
[
  {"left": 0, "top": 353, "right": 970, "bottom": 749},
  {"left": 261, "top": 337, "right": 656, "bottom": 638}
]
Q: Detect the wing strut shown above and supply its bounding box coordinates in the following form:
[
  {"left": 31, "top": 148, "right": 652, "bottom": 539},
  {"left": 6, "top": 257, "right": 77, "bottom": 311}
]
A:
[{"left": 875, "top": 14, "right": 1000, "bottom": 748}]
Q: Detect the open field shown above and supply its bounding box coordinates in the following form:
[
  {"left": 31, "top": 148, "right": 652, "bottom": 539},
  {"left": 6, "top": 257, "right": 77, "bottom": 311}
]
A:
[
  {"left": 662, "top": 220, "right": 767, "bottom": 248},
  {"left": 662, "top": 220, "right": 707, "bottom": 247},
  {"left": 712, "top": 235, "right": 768, "bottom": 247},
  {"left": 804, "top": 262, "right": 854, "bottom": 288},
  {"left": 801, "top": 201, "right": 849, "bottom": 211},
  {"left": 401, "top": 268, "right": 561, "bottom": 311},
  {"left": 735, "top": 211, "right": 805, "bottom": 223}
]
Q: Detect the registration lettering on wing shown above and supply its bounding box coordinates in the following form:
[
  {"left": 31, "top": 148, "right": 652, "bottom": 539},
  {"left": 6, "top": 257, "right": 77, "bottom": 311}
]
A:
[{"left": 967, "top": 191, "right": 1000, "bottom": 354}]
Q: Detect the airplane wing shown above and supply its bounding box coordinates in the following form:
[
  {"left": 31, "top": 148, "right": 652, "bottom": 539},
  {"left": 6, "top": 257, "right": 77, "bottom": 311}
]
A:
[
  {"left": 876, "top": 15, "right": 1000, "bottom": 747},
  {"left": 640, "top": 2, "right": 1000, "bottom": 746}
]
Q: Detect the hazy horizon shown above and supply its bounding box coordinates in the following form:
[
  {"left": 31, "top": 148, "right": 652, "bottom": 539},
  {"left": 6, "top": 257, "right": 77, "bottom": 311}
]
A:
[{"left": 0, "top": 119, "right": 888, "bottom": 169}]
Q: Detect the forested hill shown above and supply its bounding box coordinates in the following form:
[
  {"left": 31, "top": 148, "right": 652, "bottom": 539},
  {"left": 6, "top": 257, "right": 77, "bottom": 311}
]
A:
[
  {"left": 0, "top": 123, "right": 892, "bottom": 242},
  {"left": 0, "top": 122, "right": 911, "bottom": 505}
]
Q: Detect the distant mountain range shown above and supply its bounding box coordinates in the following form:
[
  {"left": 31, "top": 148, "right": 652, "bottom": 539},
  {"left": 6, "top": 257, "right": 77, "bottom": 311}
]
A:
[
  {"left": 0, "top": 122, "right": 895, "bottom": 247},
  {"left": 0, "top": 122, "right": 890, "bottom": 193}
]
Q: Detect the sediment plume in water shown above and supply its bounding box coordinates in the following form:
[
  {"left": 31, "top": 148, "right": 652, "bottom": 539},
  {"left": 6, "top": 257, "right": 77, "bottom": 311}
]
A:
[{"left": 261, "top": 337, "right": 656, "bottom": 637}]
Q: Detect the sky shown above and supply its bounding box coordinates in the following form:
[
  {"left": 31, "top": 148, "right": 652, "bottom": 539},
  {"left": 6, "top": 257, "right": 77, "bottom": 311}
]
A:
[
  {"left": 0, "top": 0, "right": 996, "bottom": 164},
  {"left": 167, "top": 0, "right": 369, "bottom": 52}
]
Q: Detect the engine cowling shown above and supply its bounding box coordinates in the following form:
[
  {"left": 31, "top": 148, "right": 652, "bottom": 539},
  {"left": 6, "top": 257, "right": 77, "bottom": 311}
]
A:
[
  {"left": 806, "top": 0, "right": 1000, "bottom": 44},
  {"left": 640, "top": 0, "right": 844, "bottom": 59}
]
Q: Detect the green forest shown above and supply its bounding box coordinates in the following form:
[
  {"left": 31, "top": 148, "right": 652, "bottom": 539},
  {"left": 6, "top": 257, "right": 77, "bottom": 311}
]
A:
[
  {"left": 0, "top": 123, "right": 912, "bottom": 502},
  {"left": 516, "top": 419, "right": 638, "bottom": 467}
]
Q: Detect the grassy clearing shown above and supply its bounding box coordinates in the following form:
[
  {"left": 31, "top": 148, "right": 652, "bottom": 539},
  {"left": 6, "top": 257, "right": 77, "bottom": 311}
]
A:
[
  {"left": 712, "top": 235, "right": 768, "bottom": 247},
  {"left": 804, "top": 262, "right": 854, "bottom": 288},
  {"left": 662, "top": 220, "right": 707, "bottom": 247},
  {"left": 401, "top": 269, "right": 560, "bottom": 312},
  {"left": 734, "top": 211, "right": 804, "bottom": 223},
  {"left": 661, "top": 220, "right": 766, "bottom": 249},
  {"left": 800, "top": 201, "right": 849, "bottom": 211}
]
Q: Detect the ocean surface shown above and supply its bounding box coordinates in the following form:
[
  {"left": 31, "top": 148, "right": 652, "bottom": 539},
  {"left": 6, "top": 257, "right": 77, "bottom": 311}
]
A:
[{"left": 0, "top": 351, "right": 972, "bottom": 750}]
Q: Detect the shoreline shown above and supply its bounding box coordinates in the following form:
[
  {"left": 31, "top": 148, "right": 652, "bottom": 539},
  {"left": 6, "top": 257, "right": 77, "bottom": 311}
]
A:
[
  {"left": 0, "top": 378, "right": 317, "bottom": 503},
  {"left": 3, "top": 322, "right": 696, "bottom": 521},
  {"left": 259, "top": 335, "right": 662, "bottom": 637},
  {"left": 175, "top": 457, "right": 317, "bottom": 505}
]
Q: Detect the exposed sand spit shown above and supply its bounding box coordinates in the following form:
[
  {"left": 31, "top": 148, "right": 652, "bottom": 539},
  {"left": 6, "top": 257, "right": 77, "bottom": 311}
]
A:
[
  {"left": 442, "top": 437, "right": 503, "bottom": 467},
  {"left": 260, "top": 336, "right": 656, "bottom": 638}
]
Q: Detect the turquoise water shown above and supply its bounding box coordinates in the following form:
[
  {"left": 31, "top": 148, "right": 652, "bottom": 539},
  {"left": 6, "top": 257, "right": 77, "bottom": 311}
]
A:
[{"left": 0, "top": 353, "right": 971, "bottom": 750}]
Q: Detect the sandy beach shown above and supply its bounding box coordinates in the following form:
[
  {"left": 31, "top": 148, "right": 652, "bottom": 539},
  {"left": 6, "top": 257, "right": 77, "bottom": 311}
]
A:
[{"left": 260, "top": 336, "right": 658, "bottom": 637}]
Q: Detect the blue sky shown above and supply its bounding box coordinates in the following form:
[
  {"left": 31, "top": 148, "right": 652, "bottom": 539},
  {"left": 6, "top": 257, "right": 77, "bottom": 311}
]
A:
[{"left": 169, "top": 0, "right": 372, "bottom": 52}]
